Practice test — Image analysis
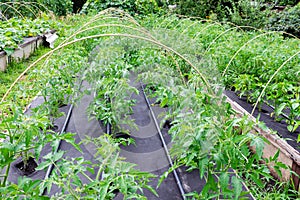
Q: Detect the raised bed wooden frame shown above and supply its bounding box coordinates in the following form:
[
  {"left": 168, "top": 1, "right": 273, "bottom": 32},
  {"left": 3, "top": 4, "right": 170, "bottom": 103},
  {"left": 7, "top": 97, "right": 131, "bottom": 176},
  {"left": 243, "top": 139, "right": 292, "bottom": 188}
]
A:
[
  {"left": 226, "top": 95, "right": 300, "bottom": 190},
  {"left": 0, "top": 30, "right": 57, "bottom": 71}
]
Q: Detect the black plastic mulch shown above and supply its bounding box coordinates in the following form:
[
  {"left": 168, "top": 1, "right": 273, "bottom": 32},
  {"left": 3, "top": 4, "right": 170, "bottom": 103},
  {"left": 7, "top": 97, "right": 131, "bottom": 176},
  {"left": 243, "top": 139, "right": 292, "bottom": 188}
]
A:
[
  {"left": 224, "top": 90, "right": 300, "bottom": 151},
  {"left": 5, "top": 82, "right": 256, "bottom": 199}
]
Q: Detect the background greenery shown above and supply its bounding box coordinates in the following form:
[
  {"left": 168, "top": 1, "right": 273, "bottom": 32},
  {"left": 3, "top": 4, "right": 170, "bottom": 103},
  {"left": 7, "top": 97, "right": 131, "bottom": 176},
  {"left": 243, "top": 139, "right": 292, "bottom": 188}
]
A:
[
  {"left": 267, "top": 3, "right": 300, "bottom": 37},
  {"left": 81, "top": 0, "right": 162, "bottom": 15},
  {"left": 1, "top": 0, "right": 299, "bottom": 38},
  {"left": 0, "top": 0, "right": 73, "bottom": 17},
  {"left": 169, "top": 0, "right": 299, "bottom": 36}
]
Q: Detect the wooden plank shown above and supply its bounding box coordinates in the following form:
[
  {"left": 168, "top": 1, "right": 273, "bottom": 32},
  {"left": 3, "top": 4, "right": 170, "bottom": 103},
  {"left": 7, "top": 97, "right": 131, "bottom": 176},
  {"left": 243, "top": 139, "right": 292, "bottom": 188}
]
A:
[
  {"left": 292, "top": 162, "right": 300, "bottom": 190},
  {"left": 0, "top": 53, "right": 7, "bottom": 71},
  {"left": 225, "top": 95, "right": 300, "bottom": 183},
  {"left": 0, "top": 31, "right": 57, "bottom": 71}
]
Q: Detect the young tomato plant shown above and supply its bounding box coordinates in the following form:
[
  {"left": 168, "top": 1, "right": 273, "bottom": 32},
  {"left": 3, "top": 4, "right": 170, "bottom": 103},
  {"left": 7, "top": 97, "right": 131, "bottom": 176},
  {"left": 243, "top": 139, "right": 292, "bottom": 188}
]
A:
[
  {"left": 85, "top": 42, "right": 138, "bottom": 136},
  {"left": 37, "top": 135, "right": 157, "bottom": 199},
  {"left": 0, "top": 102, "right": 50, "bottom": 186}
]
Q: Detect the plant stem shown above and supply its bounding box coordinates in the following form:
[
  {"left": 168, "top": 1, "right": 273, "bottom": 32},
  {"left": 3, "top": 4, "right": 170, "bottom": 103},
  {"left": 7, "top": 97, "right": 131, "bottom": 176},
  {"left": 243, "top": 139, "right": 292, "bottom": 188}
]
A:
[
  {"left": 2, "top": 163, "right": 10, "bottom": 187},
  {"left": 95, "top": 150, "right": 114, "bottom": 181},
  {"left": 81, "top": 172, "right": 93, "bottom": 182},
  {"left": 52, "top": 162, "right": 80, "bottom": 200},
  {"left": 2, "top": 121, "right": 13, "bottom": 186}
]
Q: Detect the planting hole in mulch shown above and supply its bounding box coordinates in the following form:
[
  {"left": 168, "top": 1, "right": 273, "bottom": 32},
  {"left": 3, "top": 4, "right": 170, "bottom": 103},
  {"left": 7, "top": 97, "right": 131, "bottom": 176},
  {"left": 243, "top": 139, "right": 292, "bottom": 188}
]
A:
[
  {"left": 115, "top": 132, "right": 131, "bottom": 139},
  {"left": 152, "top": 99, "right": 169, "bottom": 108},
  {"left": 146, "top": 85, "right": 157, "bottom": 93},
  {"left": 140, "top": 84, "right": 157, "bottom": 95},
  {"left": 14, "top": 157, "right": 38, "bottom": 176},
  {"left": 58, "top": 101, "right": 68, "bottom": 108},
  {"left": 163, "top": 119, "right": 173, "bottom": 129},
  {"left": 51, "top": 124, "right": 59, "bottom": 132},
  {"left": 260, "top": 108, "right": 269, "bottom": 114}
]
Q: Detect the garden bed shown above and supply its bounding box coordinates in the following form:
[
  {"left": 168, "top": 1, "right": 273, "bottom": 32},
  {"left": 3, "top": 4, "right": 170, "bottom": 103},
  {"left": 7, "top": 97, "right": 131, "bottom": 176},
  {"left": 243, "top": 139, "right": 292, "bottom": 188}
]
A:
[
  {"left": 225, "top": 90, "right": 300, "bottom": 189},
  {"left": 1, "top": 9, "right": 298, "bottom": 198},
  {"left": 0, "top": 30, "right": 58, "bottom": 71},
  {"left": 3, "top": 76, "right": 254, "bottom": 199}
]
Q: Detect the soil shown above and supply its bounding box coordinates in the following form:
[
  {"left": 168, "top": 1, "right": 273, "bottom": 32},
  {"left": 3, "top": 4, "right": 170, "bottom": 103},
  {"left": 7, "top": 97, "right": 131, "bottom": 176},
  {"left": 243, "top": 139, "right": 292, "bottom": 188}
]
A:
[
  {"left": 225, "top": 90, "right": 300, "bottom": 151},
  {"left": 14, "top": 157, "right": 38, "bottom": 176}
]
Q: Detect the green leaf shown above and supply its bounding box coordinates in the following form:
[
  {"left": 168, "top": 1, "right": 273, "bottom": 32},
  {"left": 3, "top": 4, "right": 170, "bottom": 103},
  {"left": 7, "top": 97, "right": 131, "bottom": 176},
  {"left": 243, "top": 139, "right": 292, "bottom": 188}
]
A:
[
  {"left": 72, "top": 175, "right": 82, "bottom": 187},
  {"left": 232, "top": 176, "right": 242, "bottom": 199},
  {"left": 53, "top": 151, "right": 64, "bottom": 162},
  {"left": 287, "top": 125, "right": 293, "bottom": 132},
  {"left": 270, "top": 150, "right": 280, "bottom": 162},
  {"left": 36, "top": 160, "right": 51, "bottom": 171},
  {"left": 157, "top": 171, "right": 169, "bottom": 188},
  {"left": 160, "top": 98, "right": 169, "bottom": 107},
  {"left": 143, "top": 184, "right": 158, "bottom": 197},
  {"left": 24, "top": 179, "right": 41, "bottom": 193},
  {"left": 276, "top": 162, "right": 288, "bottom": 169},
  {"left": 274, "top": 165, "right": 283, "bottom": 179},
  {"left": 201, "top": 173, "right": 217, "bottom": 197},
  {"left": 63, "top": 133, "right": 82, "bottom": 153},
  {"left": 35, "top": 144, "right": 43, "bottom": 161},
  {"left": 43, "top": 152, "right": 53, "bottom": 160},
  {"left": 198, "top": 157, "right": 208, "bottom": 179},
  {"left": 292, "top": 103, "right": 299, "bottom": 110},
  {"left": 87, "top": 167, "right": 95, "bottom": 174},
  {"left": 250, "top": 173, "right": 264, "bottom": 188},
  {"left": 3, "top": 47, "right": 15, "bottom": 56},
  {"left": 250, "top": 136, "right": 265, "bottom": 158},
  {"left": 275, "top": 103, "right": 286, "bottom": 116},
  {"left": 292, "top": 121, "right": 300, "bottom": 132},
  {"left": 257, "top": 121, "right": 268, "bottom": 131},
  {"left": 219, "top": 172, "right": 229, "bottom": 191},
  {"left": 245, "top": 155, "right": 255, "bottom": 170}
]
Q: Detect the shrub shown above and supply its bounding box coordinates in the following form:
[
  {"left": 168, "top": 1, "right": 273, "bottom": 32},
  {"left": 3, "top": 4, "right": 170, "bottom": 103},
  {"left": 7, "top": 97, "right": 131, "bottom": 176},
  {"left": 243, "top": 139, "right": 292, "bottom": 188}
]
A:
[
  {"left": 0, "top": 0, "right": 73, "bottom": 17},
  {"left": 276, "top": 0, "right": 299, "bottom": 6},
  {"left": 169, "top": 0, "right": 237, "bottom": 19},
  {"left": 81, "top": 0, "right": 161, "bottom": 15},
  {"left": 228, "top": 0, "right": 270, "bottom": 28},
  {"left": 169, "top": 0, "right": 269, "bottom": 28},
  {"left": 39, "top": 0, "right": 73, "bottom": 16},
  {"left": 267, "top": 3, "right": 300, "bottom": 37}
]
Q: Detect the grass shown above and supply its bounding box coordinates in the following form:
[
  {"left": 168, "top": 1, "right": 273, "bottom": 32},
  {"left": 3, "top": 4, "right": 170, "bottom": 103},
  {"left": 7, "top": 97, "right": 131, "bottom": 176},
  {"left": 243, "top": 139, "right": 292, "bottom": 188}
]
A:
[{"left": 0, "top": 47, "right": 50, "bottom": 98}]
